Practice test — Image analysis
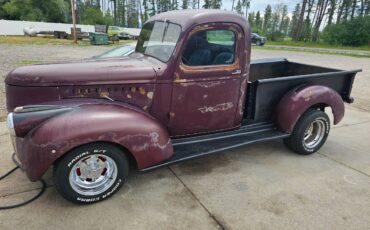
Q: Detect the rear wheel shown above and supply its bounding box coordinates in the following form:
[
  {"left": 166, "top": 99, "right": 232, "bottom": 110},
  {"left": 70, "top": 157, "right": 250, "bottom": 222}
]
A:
[
  {"left": 53, "top": 143, "right": 128, "bottom": 204},
  {"left": 284, "top": 109, "right": 330, "bottom": 155}
]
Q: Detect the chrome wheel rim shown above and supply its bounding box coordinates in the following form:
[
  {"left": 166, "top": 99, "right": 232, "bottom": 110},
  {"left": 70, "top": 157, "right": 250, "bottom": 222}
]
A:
[
  {"left": 303, "top": 118, "right": 326, "bottom": 149},
  {"left": 69, "top": 154, "right": 118, "bottom": 196}
]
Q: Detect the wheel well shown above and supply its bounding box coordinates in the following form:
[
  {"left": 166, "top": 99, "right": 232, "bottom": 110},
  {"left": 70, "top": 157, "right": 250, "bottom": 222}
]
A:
[
  {"left": 53, "top": 141, "right": 138, "bottom": 170},
  {"left": 309, "top": 103, "right": 328, "bottom": 111},
  {"left": 308, "top": 103, "right": 334, "bottom": 122}
]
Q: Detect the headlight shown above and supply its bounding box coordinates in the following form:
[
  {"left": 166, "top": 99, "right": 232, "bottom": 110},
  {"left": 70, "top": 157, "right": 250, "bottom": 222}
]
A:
[{"left": 6, "top": 112, "right": 15, "bottom": 135}]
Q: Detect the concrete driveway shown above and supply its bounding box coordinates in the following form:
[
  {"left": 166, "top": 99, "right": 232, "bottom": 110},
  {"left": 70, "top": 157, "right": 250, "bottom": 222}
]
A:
[{"left": 1, "top": 105, "right": 370, "bottom": 230}]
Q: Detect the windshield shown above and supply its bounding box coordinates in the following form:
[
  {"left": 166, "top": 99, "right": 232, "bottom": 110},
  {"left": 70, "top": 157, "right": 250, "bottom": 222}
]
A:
[{"left": 136, "top": 21, "right": 181, "bottom": 62}]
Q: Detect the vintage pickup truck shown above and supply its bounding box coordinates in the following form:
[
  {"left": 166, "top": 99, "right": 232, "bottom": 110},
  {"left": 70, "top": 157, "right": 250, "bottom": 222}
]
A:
[{"left": 5, "top": 10, "right": 360, "bottom": 203}]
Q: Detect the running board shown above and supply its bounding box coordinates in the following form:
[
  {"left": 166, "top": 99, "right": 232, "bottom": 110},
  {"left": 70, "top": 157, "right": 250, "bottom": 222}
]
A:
[{"left": 140, "top": 123, "right": 289, "bottom": 171}]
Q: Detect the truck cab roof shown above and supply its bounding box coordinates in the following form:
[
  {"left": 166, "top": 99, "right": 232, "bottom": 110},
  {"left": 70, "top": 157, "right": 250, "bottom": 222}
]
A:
[{"left": 147, "top": 9, "right": 250, "bottom": 35}]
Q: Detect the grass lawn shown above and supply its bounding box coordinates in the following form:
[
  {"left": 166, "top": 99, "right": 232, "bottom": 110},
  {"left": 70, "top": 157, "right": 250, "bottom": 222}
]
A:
[
  {"left": 0, "top": 35, "right": 135, "bottom": 47},
  {"left": 267, "top": 40, "right": 370, "bottom": 51},
  {"left": 254, "top": 45, "right": 370, "bottom": 58}
]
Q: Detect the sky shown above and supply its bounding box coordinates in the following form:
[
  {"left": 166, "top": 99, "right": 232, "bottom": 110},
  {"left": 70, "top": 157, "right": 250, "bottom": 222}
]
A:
[
  {"left": 101, "top": 0, "right": 302, "bottom": 15},
  {"left": 200, "top": 0, "right": 301, "bottom": 13}
]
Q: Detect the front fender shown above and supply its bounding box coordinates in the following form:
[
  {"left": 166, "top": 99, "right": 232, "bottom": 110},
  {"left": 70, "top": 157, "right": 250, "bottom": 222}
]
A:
[
  {"left": 276, "top": 85, "right": 345, "bottom": 133},
  {"left": 17, "top": 102, "right": 173, "bottom": 181}
]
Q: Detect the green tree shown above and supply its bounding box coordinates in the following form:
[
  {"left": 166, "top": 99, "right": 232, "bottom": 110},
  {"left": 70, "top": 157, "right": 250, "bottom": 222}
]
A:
[
  {"left": 242, "top": 0, "right": 250, "bottom": 18},
  {"left": 263, "top": 4, "right": 272, "bottom": 34},
  {"left": 0, "top": 0, "right": 11, "bottom": 19},
  {"left": 80, "top": 7, "right": 105, "bottom": 25},
  {"left": 203, "top": 0, "right": 211, "bottom": 8},
  {"left": 235, "top": 0, "right": 243, "bottom": 15},
  {"left": 39, "top": 0, "right": 70, "bottom": 23},
  {"left": 270, "top": 5, "right": 281, "bottom": 40},
  {"left": 143, "top": 0, "right": 149, "bottom": 21},
  {"left": 127, "top": 0, "right": 138, "bottom": 27},
  {"left": 289, "top": 3, "right": 300, "bottom": 37},
  {"left": 203, "top": 0, "right": 221, "bottom": 9},
  {"left": 149, "top": 0, "right": 156, "bottom": 16},
  {"left": 254, "top": 11, "right": 262, "bottom": 31},
  {"left": 211, "top": 0, "right": 222, "bottom": 9},
  {"left": 172, "top": 0, "right": 178, "bottom": 10},
  {"left": 182, "top": 0, "right": 189, "bottom": 9},
  {"left": 322, "top": 16, "right": 370, "bottom": 46},
  {"left": 2, "top": 0, "right": 70, "bottom": 22},
  {"left": 248, "top": 12, "right": 255, "bottom": 28},
  {"left": 191, "top": 0, "right": 198, "bottom": 9}
]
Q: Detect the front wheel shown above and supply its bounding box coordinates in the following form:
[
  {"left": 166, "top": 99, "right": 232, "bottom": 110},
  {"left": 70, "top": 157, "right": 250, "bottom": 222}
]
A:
[
  {"left": 284, "top": 109, "right": 330, "bottom": 155},
  {"left": 53, "top": 143, "right": 129, "bottom": 204}
]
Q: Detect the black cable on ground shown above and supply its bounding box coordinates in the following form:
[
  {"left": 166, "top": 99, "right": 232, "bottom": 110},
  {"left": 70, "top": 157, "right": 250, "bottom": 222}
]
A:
[{"left": 0, "top": 153, "right": 47, "bottom": 210}]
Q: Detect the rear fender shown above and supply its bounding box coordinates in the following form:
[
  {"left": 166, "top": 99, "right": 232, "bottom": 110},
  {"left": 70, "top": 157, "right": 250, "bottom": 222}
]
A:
[
  {"left": 17, "top": 102, "right": 173, "bottom": 181},
  {"left": 276, "top": 85, "right": 345, "bottom": 133}
]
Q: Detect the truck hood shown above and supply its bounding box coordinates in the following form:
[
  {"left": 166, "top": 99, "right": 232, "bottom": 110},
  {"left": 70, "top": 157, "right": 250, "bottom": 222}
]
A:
[{"left": 5, "top": 57, "right": 156, "bottom": 87}]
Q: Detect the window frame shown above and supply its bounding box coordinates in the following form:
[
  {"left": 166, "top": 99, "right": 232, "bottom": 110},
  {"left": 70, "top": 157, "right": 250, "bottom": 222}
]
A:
[
  {"left": 135, "top": 20, "right": 183, "bottom": 63},
  {"left": 180, "top": 28, "right": 237, "bottom": 68}
]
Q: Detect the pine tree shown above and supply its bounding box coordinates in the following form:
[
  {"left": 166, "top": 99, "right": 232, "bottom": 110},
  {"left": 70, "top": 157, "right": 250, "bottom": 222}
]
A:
[
  {"left": 279, "top": 4, "right": 288, "bottom": 32},
  {"left": 149, "top": 0, "right": 156, "bottom": 16},
  {"left": 248, "top": 11, "right": 255, "bottom": 28},
  {"left": 263, "top": 4, "right": 272, "bottom": 34},
  {"left": 242, "top": 0, "right": 250, "bottom": 18},
  {"left": 191, "top": 0, "right": 197, "bottom": 9},
  {"left": 235, "top": 0, "right": 243, "bottom": 15},
  {"left": 127, "top": 0, "right": 139, "bottom": 27},
  {"left": 203, "top": 0, "right": 211, "bottom": 9},
  {"left": 172, "top": 0, "right": 178, "bottom": 10},
  {"left": 255, "top": 11, "right": 262, "bottom": 31},
  {"left": 116, "top": 0, "right": 126, "bottom": 26},
  {"left": 182, "top": 0, "right": 189, "bottom": 9},
  {"left": 211, "top": 0, "right": 222, "bottom": 9},
  {"left": 289, "top": 3, "right": 300, "bottom": 37},
  {"left": 143, "top": 0, "right": 149, "bottom": 21},
  {"left": 293, "top": 0, "right": 308, "bottom": 41}
]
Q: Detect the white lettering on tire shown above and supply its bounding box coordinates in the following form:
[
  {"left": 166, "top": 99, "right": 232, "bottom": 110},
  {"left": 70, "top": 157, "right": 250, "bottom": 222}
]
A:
[{"left": 75, "top": 179, "right": 122, "bottom": 203}]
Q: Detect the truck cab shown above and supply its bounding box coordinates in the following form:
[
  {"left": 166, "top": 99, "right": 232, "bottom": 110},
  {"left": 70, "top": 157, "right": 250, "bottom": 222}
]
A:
[{"left": 5, "top": 10, "right": 360, "bottom": 204}]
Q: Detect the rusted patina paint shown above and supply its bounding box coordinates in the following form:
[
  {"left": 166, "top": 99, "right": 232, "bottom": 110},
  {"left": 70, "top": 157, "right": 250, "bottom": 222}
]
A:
[
  {"left": 234, "top": 75, "right": 248, "bottom": 126},
  {"left": 5, "top": 57, "right": 156, "bottom": 87},
  {"left": 179, "top": 81, "right": 223, "bottom": 88},
  {"left": 12, "top": 100, "right": 173, "bottom": 181},
  {"left": 198, "top": 102, "right": 234, "bottom": 113},
  {"left": 58, "top": 84, "right": 155, "bottom": 112},
  {"left": 168, "top": 20, "right": 249, "bottom": 136},
  {"left": 276, "top": 85, "right": 345, "bottom": 133}
]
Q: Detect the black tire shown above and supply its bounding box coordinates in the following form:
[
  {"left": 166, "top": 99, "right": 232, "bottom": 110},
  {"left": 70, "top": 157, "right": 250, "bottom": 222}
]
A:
[
  {"left": 53, "top": 143, "right": 129, "bottom": 204},
  {"left": 284, "top": 109, "right": 330, "bottom": 155},
  {"left": 256, "top": 40, "right": 262, "bottom": 46}
]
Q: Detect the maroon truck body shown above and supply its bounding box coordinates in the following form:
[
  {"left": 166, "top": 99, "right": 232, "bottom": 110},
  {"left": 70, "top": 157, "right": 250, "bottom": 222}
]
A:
[{"left": 5, "top": 10, "right": 360, "bottom": 183}]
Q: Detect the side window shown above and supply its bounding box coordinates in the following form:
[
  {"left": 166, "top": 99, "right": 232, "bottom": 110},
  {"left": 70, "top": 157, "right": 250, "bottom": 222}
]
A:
[{"left": 182, "top": 29, "right": 236, "bottom": 66}]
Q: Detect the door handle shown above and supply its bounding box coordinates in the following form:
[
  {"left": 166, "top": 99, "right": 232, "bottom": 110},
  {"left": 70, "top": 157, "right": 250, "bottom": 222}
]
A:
[{"left": 232, "top": 69, "right": 241, "bottom": 75}]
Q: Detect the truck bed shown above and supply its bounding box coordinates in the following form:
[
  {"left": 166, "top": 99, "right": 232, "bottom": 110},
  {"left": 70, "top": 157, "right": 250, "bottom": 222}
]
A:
[{"left": 244, "top": 58, "right": 361, "bottom": 122}]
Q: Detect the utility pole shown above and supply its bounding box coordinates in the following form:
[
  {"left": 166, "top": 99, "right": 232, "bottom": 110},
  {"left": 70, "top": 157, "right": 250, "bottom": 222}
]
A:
[{"left": 71, "top": 0, "right": 77, "bottom": 44}]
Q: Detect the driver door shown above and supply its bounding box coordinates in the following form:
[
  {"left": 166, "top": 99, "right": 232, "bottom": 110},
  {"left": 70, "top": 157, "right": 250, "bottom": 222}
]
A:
[{"left": 168, "top": 23, "right": 245, "bottom": 136}]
